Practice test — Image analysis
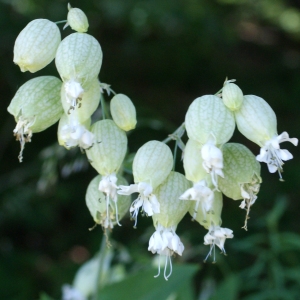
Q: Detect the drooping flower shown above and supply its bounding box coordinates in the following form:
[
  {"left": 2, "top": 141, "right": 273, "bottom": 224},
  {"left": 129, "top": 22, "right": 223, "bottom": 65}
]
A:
[
  {"left": 58, "top": 115, "right": 94, "bottom": 150},
  {"left": 189, "top": 190, "right": 223, "bottom": 230},
  {"left": 118, "top": 141, "right": 173, "bottom": 226},
  {"left": 148, "top": 225, "right": 184, "bottom": 280},
  {"left": 119, "top": 182, "right": 160, "bottom": 227},
  {"left": 180, "top": 179, "right": 214, "bottom": 221},
  {"left": 149, "top": 172, "right": 191, "bottom": 280},
  {"left": 218, "top": 143, "right": 262, "bottom": 230},
  {"left": 201, "top": 135, "right": 224, "bottom": 188},
  {"left": 204, "top": 225, "right": 233, "bottom": 262},
  {"left": 7, "top": 76, "right": 63, "bottom": 162},
  {"left": 61, "top": 78, "right": 100, "bottom": 122},
  {"left": 235, "top": 95, "right": 298, "bottom": 179},
  {"left": 185, "top": 95, "right": 234, "bottom": 188},
  {"left": 85, "top": 174, "right": 131, "bottom": 229},
  {"left": 256, "top": 132, "right": 298, "bottom": 177}
]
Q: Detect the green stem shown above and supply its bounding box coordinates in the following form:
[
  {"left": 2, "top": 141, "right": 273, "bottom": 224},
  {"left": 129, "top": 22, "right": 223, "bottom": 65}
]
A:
[
  {"left": 173, "top": 141, "right": 178, "bottom": 171},
  {"left": 109, "top": 88, "right": 117, "bottom": 95},
  {"left": 55, "top": 20, "right": 67, "bottom": 24},
  {"left": 162, "top": 122, "right": 185, "bottom": 144},
  {"left": 100, "top": 94, "right": 106, "bottom": 119},
  {"left": 93, "top": 232, "right": 110, "bottom": 300}
]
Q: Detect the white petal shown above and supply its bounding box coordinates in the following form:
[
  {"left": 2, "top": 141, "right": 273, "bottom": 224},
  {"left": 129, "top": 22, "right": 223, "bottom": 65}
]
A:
[{"left": 118, "top": 184, "right": 139, "bottom": 195}]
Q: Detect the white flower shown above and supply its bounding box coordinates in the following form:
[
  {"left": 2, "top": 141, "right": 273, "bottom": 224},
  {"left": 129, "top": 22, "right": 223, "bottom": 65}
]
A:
[
  {"left": 148, "top": 224, "right": 184, "bottom": 280},
  {"left": 62, "top": 284, "right": 86, "bottom": 300},
  {"left": 60, "top": 121, "right": 94, "bottom": 149},
  {"left": 99, "top": 173, "right": 121, "bottom": 226},
  {"left": 201, "top": 137, "right": 224, "bottom": 189},
  {"left": 64, "top": 79, "right": 84, "bottom": 110},
  {"left": 118, "top": 182, "right": 160, "bottom": 227},
  {"left": 179, "top": 180, "right": 214, "bottom": 220},
  {"left": 239, "top": 177, "right": 260, "bottom": 230},
  {"left": 256, "top": 132, "right": 298, "bottom": 179},
  {"left": 13, "top": 115, "right": 35, "bottom": 162},
  {"left": 204, "top": 225, "right": 233, "bottom": 262}
]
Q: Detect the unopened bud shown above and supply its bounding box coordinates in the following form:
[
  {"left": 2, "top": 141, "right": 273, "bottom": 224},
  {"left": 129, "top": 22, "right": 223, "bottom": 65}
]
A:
[
  {"left": 222, "top": 82, "right": 243, "bottom": 111},
  {"left": 110, "top": 94, "right": 137, "bottom": 131},
  {"left": 65, "top": 3, "right": 89, "bottom": 33}
]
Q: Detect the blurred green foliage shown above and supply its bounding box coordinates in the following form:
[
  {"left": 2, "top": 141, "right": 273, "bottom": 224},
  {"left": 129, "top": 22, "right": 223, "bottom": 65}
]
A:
[{"left": 1, "top": 0, "right": 300, "bottom": 299}]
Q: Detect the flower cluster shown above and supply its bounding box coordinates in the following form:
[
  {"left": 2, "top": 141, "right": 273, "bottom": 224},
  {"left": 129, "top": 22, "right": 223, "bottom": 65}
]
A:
[{"left": 8, "top": 5, "right": 298, "bottom": 285}]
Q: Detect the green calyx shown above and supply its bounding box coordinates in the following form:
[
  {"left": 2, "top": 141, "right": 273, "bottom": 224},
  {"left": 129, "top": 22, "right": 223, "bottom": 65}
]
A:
[
  {"left": 132, "top": 140, "right": 173, "bottom": 189},
  {"left": 85, "top": 174, "right": 131, "bottom": 227},
  {"left": 86, "top": 120, "right": 127, "bottom": 175},
  {"left": 218, "top": 143, "right": 262, "bottom": 201},
  {"left": 152, "top": 171, "right": 192, "bottom": 228},
  {"left": 189, "top": 190, "right": 223, "bottom": 230}
]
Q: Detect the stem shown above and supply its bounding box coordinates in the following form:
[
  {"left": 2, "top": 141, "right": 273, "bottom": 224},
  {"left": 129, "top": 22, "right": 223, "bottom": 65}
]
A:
[
  {"left": 100, "top": 94, "right": 106, "bottom": 119},
  {"left": 55, "top": 20, "right": 67, "bottom": 24},
  {"left": 93, "top": 232, "right": 110, "bottom": 300},
  {"left": 173, "top": 141, "right": 178, "bottom": 171},
  {"left": 162, "top": 122, "right": 185, "bottom": 144},
  {"left": 109, "top": 88, "right": 117, "bottom": 95}
]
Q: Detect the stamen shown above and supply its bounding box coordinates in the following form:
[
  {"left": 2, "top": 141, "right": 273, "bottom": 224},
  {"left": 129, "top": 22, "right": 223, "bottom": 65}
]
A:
[{"left": 154, "top": 255, "right": 161, "bottom": 278}]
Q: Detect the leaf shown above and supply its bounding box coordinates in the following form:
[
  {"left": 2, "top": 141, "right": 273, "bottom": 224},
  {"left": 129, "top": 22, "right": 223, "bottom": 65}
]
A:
[
  {"left": 98, "top": 264, "right": 199, "bottom": 300},
  {"left": 38, "top": 292, "right": 55, "bottom": 300},
  {"left": 209, "top": 274, "right": 240, "bottom": 300}
]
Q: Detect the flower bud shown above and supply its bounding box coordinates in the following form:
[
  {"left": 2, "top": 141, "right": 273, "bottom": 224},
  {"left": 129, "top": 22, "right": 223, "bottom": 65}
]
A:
[
  {"left": 133, "top": 140, "right": 173, "bottom": 189},
  {"left": 222, "top": 82, "right": 243, "bottom": 111},
  {"left": 185, "top": 95, "right": 235, "bottom": 145},
  {"left": 183, "top": 139, "right": 207, "bottom": 182},
  {"left": 13, "top": 19, "right": 61, "bottom": 73},
  {"left": 55, "top": 33, "right": 102, "bottom": 85},
  {"left": 189, "top": 190, "right": 223, "bottom": 230},
  {"left": 8, "top": 76, "right": 63, "bottom": 161},
  {"left": 86, "top": 174, "right": 131, "bottom": 228},
  {"left": 86, "top": 120, "right": 127, "bottom": 175},
  {"left": 110, "top": 94, "right": 137, "bottom": 131},
  {"left": 61, "top": 78, "right": 100, "bottom": 123},
  {"left": 152, "top": 172, "right": 192, "bottom": 228},
  {"left": 65, "top": 3, "right": 89, "bottom": 33}
]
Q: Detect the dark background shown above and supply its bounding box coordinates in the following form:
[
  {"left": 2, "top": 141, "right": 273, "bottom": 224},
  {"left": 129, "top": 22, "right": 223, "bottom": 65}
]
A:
[{"left": 1, "top": 0, "right": 300, "bottom": 299}]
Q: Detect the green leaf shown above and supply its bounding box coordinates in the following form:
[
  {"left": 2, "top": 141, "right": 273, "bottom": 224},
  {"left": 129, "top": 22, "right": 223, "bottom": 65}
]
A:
[
  {"left": 38, "top": 292, "right": 55, "bottom": 300},
  {"left": 209, "top": 274, "right": 240, "bottom": 300},
  {"left": 98, "top": 264, "right": 199, "bottom": 300}
]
